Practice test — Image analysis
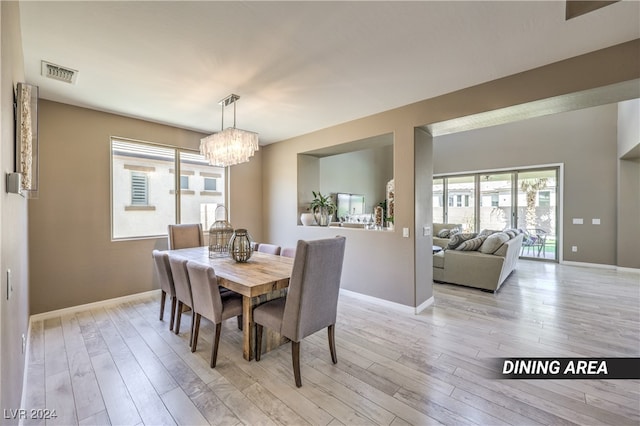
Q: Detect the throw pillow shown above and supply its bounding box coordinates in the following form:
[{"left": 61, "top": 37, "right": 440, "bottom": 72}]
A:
[
  {"left": 437, "top": 228, "right": 451, "bottom": 238},
  {"left": 455, "top": 236, "right": 486, "bottom": 251},
  {"left": 447, "top": 232, "right": 478, "bottom": 250},
  {"left": 504, "top": 229, "right": 518, "bottom": 239},
  {"left": 478, "top": 229, "right": 500, "bottom": 238},
  {"left": 479, "top": 232, "right": 510, "bottom": 254},
  {"left": 449, "top": 227, "right": 461, "bottom": 236}
]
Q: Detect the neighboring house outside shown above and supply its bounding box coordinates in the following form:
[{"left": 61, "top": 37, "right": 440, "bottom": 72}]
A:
[{"left": 111, "top": 140, "right": 225, "bottom": 240}]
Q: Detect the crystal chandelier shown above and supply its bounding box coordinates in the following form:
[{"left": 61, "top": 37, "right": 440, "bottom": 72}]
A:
[{"left": 200, "top": 94, "right": 259, "bottom": 167}]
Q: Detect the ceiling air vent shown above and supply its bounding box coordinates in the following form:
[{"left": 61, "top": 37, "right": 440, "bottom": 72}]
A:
[{"left": 41, "top": 61, "right": 78, "bottom": 84}]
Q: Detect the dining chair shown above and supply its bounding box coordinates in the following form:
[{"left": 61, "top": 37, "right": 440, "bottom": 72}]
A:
[
  {"left": 168, "top": 255, "right": 195, "bottom": 345},
  {"left": 280, "top": 247, "right": 296, "bottom": 258},
  {"left": 152, "top": 250, "right": 177, "bottom": 331},
  {"left": 168, "top": 223, "right": 204, "bottom": 250},
  {"left": 253, "top": 236, "right": 346, "bottom": 387},
  {"left": 257, "top": 243, "right": 281, "bottom": 255},
  {"left": 186, "top": 261, "right": 243, "bottom": 367}
]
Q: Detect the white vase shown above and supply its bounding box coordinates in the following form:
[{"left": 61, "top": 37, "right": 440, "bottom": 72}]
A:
[{"left": 300, "top": 213, "right": 316, "bottom": 226}]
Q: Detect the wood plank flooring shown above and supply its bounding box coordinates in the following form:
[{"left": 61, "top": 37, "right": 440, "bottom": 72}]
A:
[{"left": 21, "top": 261, "right": 640, "bottom": 425}]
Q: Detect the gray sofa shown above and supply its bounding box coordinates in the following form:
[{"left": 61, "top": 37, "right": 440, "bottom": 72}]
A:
[
  {"left": 433, "top": 233, "right": 523, "bottom": 292},
  {"left": 432, "top": 223, "right": 463, "bottom": 248}
]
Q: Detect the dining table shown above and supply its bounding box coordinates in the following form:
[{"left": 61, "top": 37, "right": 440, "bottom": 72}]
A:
[{"left": 164, "top": 246, "right": 294, "bottom": 360}]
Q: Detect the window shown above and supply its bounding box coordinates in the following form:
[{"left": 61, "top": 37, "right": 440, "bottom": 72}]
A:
[
  {"left": 491, "top": 194, "right": 499, "bottom": 207},
  {"left": 538, "top": 190, "right": 551, "bottom": 207},
  {"left": 180, "top": 175, "right": 189, "bottom": 190},
  {"left": 204, "top": 177, "right": 217, "bottom": 191},
  {"left": 111, "top": 138, "right": 226, "bottom": 240},
  {"left": 131, "top": 172, "right": 149, "bottom": 205}
]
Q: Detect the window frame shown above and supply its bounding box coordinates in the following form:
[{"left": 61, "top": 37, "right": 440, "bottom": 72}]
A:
[{"left": 110, "top": 136, "right": 228, "bottom": 241}]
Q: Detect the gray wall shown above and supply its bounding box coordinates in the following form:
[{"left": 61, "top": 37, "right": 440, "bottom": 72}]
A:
[
  {"left": 263, "top": 42, "right": 639, "bottom": 309},
  {"left": 29, "top": 100, "right": 263, "bottom": 314},
  {"left": 414, "top": 128, "right": 434, "bottom": 304},
  {"left": 295, "top": 144, "right": 394, "bottom": 221},
  {"left": 618, "top": 99, "right": 640, "bottom": 157},
  {"left": 434, "top": 104, "right": 619, "bottom": 266},
  {"left": 617, "top": 99, "right": 640, "bottom": 268},
  {"left": 1, "top": 1, "right": 29, "bottom": 420},
  {"left": 263, "top": 119, "right": 419, "bottom": 307},
  {"left": 319, "top": 145, "right": 393, "bottom": 214}
]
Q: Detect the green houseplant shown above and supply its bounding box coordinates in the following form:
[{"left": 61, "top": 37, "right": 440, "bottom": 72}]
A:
[{"left": 310, "top": 191, "right": 335, "bottom": 226}]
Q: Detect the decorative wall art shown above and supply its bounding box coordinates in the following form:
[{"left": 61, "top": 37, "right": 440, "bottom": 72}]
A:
[{"left": 15, "top": 82, "right": 39, "bottom": 198}]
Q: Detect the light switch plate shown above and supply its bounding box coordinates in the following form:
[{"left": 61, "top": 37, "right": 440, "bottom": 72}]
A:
[
  {"left": 423, "top": 226, "right": 431, "bottom": 236},
  {"left": 572, "top": 218, "right": 583, "bottom": 225},
  {"left": 592, "top": 218, "right": 601, "bottom": 225},
  {"left": 403, "top": 228, "right": 409, "bottom": 238},
  {"left": 6, "top": 173, "right": 23, "bottom": 196}
]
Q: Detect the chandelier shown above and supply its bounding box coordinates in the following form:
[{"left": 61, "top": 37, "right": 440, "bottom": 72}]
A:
[{"left": 200, "top": 94, "right": 259, "bottom": 167}]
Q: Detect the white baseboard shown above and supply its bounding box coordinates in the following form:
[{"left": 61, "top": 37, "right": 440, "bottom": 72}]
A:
[
  {"left": 560, "top": 260, "right": 617, "bottom": 270},
  {"left": 616, "top": 266, "right": 640, "bottom": 274},
  {"left": 416, "top": 296, "right": 435, "bottom": 314},
  {"left": 340, "top": 288, "right": 434, "bottom": 315},
  {"left": 29, "top": 289, "right": 161, "bottom": 323}
]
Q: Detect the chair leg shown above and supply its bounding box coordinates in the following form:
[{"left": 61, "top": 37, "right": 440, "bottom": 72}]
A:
[
  {"left": 191, "top": 314, "right": 201, "bottom": 352},
  {"left": 159, "top": 290, "right": 166, "bottom": 320},
  {"left": 189, "top": 309, "right": 195, "bottom": 347},
  {"left": 255, "top": 324, "right": 263, "bottom": 361},
  {"left": 211, "top": 322, "right": 222, "bottom": 368},
  {"left": 175, "top": 301, "right": 183, "bottom": 335},
  {"left": 169, "top": 297, "right": 177, "bottom": 331},
  {"left": 292, "top": 341, "right": 302, "bottom": 387},
  {"left": 328, "top": 324, "right": 337, "bottom": 364}
]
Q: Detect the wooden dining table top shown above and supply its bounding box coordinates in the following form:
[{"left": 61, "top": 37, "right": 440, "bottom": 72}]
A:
[
  {"left": 164, "top": 246, "right": 294, "bottom": 298},
  {"left": 165, "top": 246, "right": 294, "bottom": 360}
]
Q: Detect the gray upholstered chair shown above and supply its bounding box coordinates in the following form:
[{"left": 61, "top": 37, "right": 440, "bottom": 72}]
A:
[
  {"left": 168, "top": 223, "right": 204, "bottom": 250},
  {"left": 257, "top": 243, "right": 281, "bottom": 255},
  {"left": 253, "top": 236, "right": 346, "bottom": 387},
  {"left": 280, "top": 247, "right": 296, "bottom": 258},
  {"left": 152, "top": 250, "right": 177, "bottom": 331},
  {"left": 186, "top": 261, "right": 243, "bottom": 367},
  {"left": 168, "top": 256, "right": 195, "bottom": 344}
]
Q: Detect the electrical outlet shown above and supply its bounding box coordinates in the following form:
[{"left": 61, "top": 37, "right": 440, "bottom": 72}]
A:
[
  {"left": 572, "top": 246, "right": 578, "bottom": 252},
  {"left": 423, "top": 226, "right": 431, "bottom": 236}
]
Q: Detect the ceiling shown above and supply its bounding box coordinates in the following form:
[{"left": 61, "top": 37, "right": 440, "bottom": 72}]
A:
[{"left": 19, "top": 1, "right": 640, "bottom": 145}]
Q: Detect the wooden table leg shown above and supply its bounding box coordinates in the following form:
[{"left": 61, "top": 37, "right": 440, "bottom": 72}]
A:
[{"left": 242, "top": 296, "right": 253, "bottom": 361}]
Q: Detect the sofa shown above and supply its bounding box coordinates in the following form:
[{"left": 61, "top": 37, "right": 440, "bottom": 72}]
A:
[
  {"left": 433, "top": 232, "right": 523, "bottom": 292},
  {"left": 432, "top": 223, "right": 463, "bottom": 248}
]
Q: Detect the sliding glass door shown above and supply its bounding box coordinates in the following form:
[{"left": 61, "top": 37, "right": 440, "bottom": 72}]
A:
[
  {"left": 479, "top": 173, "right": 513, "bottom": 232},
  {"left": 434, "top": 166, "right": 559, "bottom": 261},
  {"left": 446, "top": 175, "right": 475, "bottom": 232},
  {"left": 516, "top": 169, "right": 558, "bottom": 260}
]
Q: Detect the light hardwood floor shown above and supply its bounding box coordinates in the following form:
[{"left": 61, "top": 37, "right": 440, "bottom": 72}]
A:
[{"left": 22, "top": 261, "right": 640, "bottom": 425}]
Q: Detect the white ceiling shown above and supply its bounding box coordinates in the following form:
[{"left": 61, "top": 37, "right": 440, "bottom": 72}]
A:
[{"left": 19, "top": 1, "right": 640, "bottom": 144}]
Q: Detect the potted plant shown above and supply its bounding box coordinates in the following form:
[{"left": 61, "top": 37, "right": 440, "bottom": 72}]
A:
[{"left": 309, "top": 191, "right": 335, "bottom": 226}]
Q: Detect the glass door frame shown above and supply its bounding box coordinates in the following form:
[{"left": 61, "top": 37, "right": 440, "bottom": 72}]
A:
[{"left": 434, "top": 163, "right": 562, "bottom": 262}]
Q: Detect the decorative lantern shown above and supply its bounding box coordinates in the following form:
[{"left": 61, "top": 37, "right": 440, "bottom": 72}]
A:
[
  {"left": 229, "top": 229, "right": 253, "bottom": 262},
  {"left": 209, "top": 205, "right": 234, "bottom": 258}
]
